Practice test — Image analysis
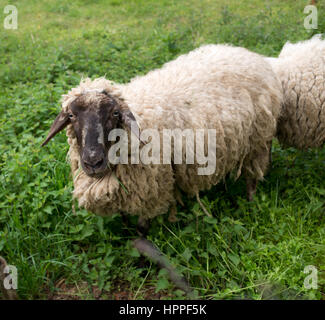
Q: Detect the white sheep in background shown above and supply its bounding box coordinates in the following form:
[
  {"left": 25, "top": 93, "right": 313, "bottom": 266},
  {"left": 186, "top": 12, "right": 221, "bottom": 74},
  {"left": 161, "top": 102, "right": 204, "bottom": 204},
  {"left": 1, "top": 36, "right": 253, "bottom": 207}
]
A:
[
  {"left": 265, "top": 35, "right": 325, "bottom": 150},
  {"left": 42, "top": 44, "right": 283, "bottom": 294}
]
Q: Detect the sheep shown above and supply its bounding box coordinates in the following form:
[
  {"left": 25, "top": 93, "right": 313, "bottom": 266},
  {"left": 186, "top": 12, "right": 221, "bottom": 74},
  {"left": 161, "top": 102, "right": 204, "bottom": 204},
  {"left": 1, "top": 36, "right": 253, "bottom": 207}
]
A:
[
  {"left": 265, "top": 35, "right": 325, "bottom": 150},
  {"left": 42, "top": 44, "right": 283, "bottom": 294}
]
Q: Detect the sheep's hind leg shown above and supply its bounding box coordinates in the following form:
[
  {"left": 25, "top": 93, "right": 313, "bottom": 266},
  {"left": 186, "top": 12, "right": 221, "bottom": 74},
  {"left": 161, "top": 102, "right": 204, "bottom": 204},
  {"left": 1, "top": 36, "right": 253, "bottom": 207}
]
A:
[
  {"left": 133, "top": 218, "right": 194, "bottom": 298},
  {"left": 245, "top": 140, "right": 272, "bottom": 202},
  {"left": 267, "top": 140, "right": 273, "bottom": 173}
]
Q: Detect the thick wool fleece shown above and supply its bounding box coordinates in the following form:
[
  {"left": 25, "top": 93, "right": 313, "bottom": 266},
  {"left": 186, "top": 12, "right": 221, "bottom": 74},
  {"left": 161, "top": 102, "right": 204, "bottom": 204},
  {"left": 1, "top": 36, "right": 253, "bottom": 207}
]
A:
[
  {"left": 63, "top": 44, "right": 282, "bottom": 219},
  {"left": 265, "top": 35, "right": 325, "bottom": 149}
]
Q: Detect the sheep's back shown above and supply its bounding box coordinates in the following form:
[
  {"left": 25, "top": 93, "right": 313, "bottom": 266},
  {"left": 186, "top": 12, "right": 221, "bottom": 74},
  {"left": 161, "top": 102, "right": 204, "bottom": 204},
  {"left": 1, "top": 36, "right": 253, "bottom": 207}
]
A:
[{"left": 120, "top": 44, "right": 282, "bottom": 195}]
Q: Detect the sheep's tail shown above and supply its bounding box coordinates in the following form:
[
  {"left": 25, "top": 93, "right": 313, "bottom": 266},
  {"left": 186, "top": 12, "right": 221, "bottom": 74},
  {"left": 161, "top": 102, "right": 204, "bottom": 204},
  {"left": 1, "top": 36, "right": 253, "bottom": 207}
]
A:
[{"left": 132, "top": 238, "right": 195, "bottom": 298}]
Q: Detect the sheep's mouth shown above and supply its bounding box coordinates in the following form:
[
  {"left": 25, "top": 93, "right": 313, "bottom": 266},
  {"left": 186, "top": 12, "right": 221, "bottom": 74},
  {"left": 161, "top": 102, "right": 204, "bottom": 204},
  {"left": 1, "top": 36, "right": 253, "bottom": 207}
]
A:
[
  {"left": 81, "top": 160, "right": 109, "bottom": 178},
  {"left": 86, "top": 170, "right": 108, "bottom": 179}
]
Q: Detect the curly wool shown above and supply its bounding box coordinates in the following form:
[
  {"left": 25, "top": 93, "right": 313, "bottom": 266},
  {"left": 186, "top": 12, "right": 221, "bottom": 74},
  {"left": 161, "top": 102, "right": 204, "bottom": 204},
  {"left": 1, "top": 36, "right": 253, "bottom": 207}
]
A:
[
  {"left": 265, "top": 35, "right": 325, "bottom": 149},
  {"left": 63, "top": 44, "right": 282, "bottom": 219}
]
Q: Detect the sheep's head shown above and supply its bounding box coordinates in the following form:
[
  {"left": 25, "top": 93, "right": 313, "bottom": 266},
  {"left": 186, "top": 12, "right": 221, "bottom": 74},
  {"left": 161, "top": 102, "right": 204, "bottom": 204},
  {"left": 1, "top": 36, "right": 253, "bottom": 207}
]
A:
[{"left": 42, "top": 90, "right": 140, "bottom": 178}]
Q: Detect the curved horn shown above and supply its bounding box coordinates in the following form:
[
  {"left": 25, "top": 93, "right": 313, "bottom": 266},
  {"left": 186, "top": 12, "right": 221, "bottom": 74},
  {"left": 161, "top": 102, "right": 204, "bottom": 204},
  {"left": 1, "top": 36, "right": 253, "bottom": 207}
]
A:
[{"left": 41, "top": 111, "right": 70, "bottom": 146}]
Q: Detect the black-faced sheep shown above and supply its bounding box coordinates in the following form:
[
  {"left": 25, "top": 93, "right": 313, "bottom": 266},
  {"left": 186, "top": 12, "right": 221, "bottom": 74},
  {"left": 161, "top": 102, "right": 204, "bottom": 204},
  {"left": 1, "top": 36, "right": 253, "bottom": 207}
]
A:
[{"left": 42, "top": 44, "right": 283, "bottom": 294}]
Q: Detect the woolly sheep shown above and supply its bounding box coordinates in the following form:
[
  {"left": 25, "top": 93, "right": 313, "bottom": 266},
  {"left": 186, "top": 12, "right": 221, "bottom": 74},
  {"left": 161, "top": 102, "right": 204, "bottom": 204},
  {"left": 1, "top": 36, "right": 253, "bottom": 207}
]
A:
[
  {"left": 42, "top": 44, "right": 282, "bottom": 294},
  {"left": 265, "top": 35, "right": 325, "bottom": 150},
  {"left": 43, "top": 44, "right": 282, "bottom": 215}
]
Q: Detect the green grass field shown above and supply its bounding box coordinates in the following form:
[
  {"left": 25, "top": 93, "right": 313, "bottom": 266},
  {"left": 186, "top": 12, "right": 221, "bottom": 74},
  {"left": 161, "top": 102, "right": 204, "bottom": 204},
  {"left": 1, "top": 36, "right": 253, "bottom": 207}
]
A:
[{"left": 1, "top": 0, "right": 325, "bottom": 300}]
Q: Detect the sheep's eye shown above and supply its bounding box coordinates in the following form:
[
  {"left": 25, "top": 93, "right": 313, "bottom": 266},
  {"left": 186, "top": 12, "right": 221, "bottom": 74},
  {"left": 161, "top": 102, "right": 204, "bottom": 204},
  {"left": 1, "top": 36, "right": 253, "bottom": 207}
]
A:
[
  {"left": 113, "top": 110, "right": 119, "bottom": 117},
  {"left": 68, "top": 113, "right": 74, "bottom": 119}
]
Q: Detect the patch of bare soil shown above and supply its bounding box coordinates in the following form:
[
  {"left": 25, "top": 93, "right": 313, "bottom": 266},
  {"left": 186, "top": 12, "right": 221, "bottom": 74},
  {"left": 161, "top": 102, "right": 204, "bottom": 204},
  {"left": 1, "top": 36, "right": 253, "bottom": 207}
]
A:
[{"left": 46, "top": 279, "right": 173, "bottom": 300}]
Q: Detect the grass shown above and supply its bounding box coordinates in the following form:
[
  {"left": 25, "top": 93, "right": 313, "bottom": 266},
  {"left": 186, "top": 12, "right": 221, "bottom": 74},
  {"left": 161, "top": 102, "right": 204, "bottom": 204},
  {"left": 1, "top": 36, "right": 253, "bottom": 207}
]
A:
[{"left": 0, "top": 0, "right": 325, "bottom": 300}]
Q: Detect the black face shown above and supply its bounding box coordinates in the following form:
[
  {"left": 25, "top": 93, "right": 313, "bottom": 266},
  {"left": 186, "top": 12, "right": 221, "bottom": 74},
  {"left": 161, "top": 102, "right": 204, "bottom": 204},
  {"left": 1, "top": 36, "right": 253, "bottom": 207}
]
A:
[
  {"left": 69, "top": 93, "right": 121, "bottom": 177},
  {"left": 42, "top": 90, "right": 142, "bottom": 179}
]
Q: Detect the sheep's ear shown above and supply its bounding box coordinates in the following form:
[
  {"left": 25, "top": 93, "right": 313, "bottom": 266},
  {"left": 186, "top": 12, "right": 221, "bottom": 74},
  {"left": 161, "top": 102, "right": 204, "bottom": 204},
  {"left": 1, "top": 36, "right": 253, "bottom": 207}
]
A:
[
  {"left": 41, "top": 111, "right": 70, "bottom": 146},
  {"left": 121, "top": 109, "right": 144, "bottom": 143}
]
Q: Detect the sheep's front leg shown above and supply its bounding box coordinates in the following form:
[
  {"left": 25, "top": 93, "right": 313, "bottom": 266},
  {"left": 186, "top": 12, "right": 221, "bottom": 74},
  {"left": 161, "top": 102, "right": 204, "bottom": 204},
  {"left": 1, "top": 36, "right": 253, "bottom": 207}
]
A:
[
  {"left": 168, "top": 204, "right": 178, "bottom": 223},
  {"left": 137, "top": 217, "right": 150, "bottom": 237},
  {"left": 133, "top": 218, "right": 194, "bottom": 298},
  {"left": 246, "top": 178, "right": 257, "bottom": 202}
]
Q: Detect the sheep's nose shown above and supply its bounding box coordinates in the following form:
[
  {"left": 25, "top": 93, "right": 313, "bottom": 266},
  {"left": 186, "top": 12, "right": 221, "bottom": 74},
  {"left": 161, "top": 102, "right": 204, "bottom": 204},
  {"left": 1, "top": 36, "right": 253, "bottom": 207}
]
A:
[
  {"left": 83, "top": 158, "right": 104, "bottom": 170},
  {"left": 82, "top": 149, "right": 105, "bottom": 171}
]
